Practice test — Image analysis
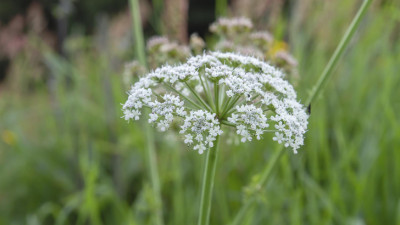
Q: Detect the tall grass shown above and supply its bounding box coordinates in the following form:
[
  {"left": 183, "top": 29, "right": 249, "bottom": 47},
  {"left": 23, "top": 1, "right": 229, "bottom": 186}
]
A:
[{"left": 0, "top": 0, "right": 399, "bottom": 224}]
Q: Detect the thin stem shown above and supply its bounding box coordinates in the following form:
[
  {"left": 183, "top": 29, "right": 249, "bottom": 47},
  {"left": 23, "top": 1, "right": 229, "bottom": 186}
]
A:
[
  {"left": 199, "top": 74, "right": 215, "bottom": 111},
  {"left": 164, "top": 84, "right": 204, "bottom": 110},
  {"left": 230, "top": 202, "right": 254, "bottom": 225},
  {"left": 220, "top": 120, "right": 235, "bottom": 127},
  {"left": 198, "top": 136, "right": 221, "bottom": 225},
  {"left": 185, "top": 82, "right": 213, "bottom": 112},
  {"left": 220, "top": 95, "right": 241, "bottom": 119},
  {"left": 153, "top": 92, "right": 164, "bottom": 100},
  {"left": 223, "top": 107, "right": 237, "bottom": 119},
  {"left": 214, "top": 82, "right": 220, "bottom": 115},
  {"left": 222, "top": 93, "right": 262, "bottom": 119},
  {"left": 204, "top": 78, "right": 213, "bottom": 99},
  {"left": 153, "top": 93, "right": 197, "bottom": 112},
  {"left": 230, "top": 0, "right": 372, "bottom": 224},
  {"left": 220, "top": 96, "right": 232, "bottom": 115},
  {"left": 305, "top": 0, "right": 372, "bottom": 106},
  {"left": 129, "top": 0, "right": 147, "bottom": 68},
  {"left": 219, "top": 85, "right": 226, "bottom": 110},
  {"left": 220, "top": 96, "right": 244, "bottom": 120},
  {"left": 144, "top": 112, "right": 164, "bottom": 225},
  {"left": 229, "top": 93, "right": 260, "bottom": 111}
]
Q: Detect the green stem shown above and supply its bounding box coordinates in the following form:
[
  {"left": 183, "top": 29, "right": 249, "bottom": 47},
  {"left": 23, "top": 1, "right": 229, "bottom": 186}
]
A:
[
  {"left": 220, "top": 95, "right": 241, "bottom": 119},
  {"left": 214, "top": 82, "right": 220, "bottom": 115},
  {"left": 305, "top": 0, "right": 372, "bottom": 106},
  {"left": 215, "top": 0, "right": 228, "bottom": 18},
  {"left": 199, "top": 74, "right": 216, "bottom": 111},
  {"left": 198, "top": 136, "right": 221, "bottom": 225},
  {"left": 220, "top": 96, "right": 232, "bottom": 115},
  {"left": 230, "top": 0, "right": 372, "bottom": 223},
  {"left": 220, "top": 120, "right": 235, "bottom": 127},
  {"left": 219, "top": 85, "right": 226, "bottom": 110},
  {"left": 164, "top": 84, "right": 204, "bottom": 110},
  {"left": 185, "top": 82, "right": 212, "bottom": 112},
  {"left": 144, "top": 113, "right": 164, "bottom": 225},
  {"left": 129, "top": 0, "right": 147, "bottom": 68}
]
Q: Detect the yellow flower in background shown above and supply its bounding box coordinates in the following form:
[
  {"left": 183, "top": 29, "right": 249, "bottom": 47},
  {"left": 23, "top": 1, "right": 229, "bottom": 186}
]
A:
[
  {"left": 268, "top": 40, "right": 288, "bottom": 58},
  {"left": 2, "top": 130, "right": 17, "bottom": 146},
  {"left": 267, "top": 40, "right": 298, "bottom": 73}
]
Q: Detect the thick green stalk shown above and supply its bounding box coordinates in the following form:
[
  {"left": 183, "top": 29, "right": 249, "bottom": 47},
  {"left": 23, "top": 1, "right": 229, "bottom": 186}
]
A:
[
  {"left": 215, "top": 0, "right": 227, "bottom": 18},
  {"left": 129, "top": 0, "right": 147, "bottom": 67},
  {"left": 129, "top": 1, "right": 163, "bottom": 225},
  {"left": 198, "top": 136, "right": 221, "bottom": 225},
  {"left": 305, "top": 0, "right": 372, "bottom": 106},
  {"left": 230, "top": 0, "right": 372, "bottom": 224}
]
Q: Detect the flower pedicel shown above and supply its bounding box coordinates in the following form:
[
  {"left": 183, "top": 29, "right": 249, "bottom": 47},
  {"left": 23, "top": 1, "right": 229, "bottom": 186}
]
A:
[{"left": 123, "top": 52, "right": 308, "bottom": 153}]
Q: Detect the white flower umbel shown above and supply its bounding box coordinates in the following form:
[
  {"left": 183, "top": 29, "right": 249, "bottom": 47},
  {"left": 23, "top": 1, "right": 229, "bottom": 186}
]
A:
[
  {"left": 180, "top": 110, "right": 222, "bottom": 154},
  {"left": 210, "top": 17, "right": 253, "bottom": 35},
  {"left": 228, "top": 105, "right": 269, "bottom": 142},
  {"left": 148, "top": 94, "right": 186, "bottom": 131},
  {"left": 122, "top": 51, "right": 308, "bottom": 154}
]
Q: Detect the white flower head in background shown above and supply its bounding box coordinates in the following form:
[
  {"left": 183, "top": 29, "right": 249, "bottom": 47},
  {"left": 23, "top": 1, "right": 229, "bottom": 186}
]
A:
[
  {"left": 146, "top": 36, "right": 191, "bottom": 69},
  {"left": 122, "top": 60, "right": 146, "bottom": 87},
  {"left": 122, "top": 51, "right": 308, "bottom": 154},
  {"left": 210, "top": 17, "right": 253, "bottom": 35}
]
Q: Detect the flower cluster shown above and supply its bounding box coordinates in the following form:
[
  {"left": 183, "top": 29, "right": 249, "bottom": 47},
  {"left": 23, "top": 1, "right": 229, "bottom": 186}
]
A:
[
  {"left": 210, "top": 17, "right": 253, "bottom": 37},
  {"left": 147, "top": 36, "right": 191, "bottom": 69},
  {"left": 228, "top": 105, "right": 269, "bottom": 142},
  {"left": 123, "top": 51, "right": 308, "bottom": 153},
  {"left": 210, "top": 17, "right": 299, "bottom": 83},
  {"left": 190, "top": 33, "right": 206, "bottom": 55},
  {"left": 148, "top": 94, "right": 186, "bottom": 131},
  {"left": 122, "top": 60, "right": 146, "bottom": 87},
  {"left": 180, "top": 110, "right": 223, "bottom": 154},
  {"left": 123, "top": 87, "right": 152, "bottom": 121}
]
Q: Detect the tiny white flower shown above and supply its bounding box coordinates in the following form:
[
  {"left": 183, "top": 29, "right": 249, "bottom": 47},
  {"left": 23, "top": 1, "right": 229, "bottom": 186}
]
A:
[
  {"left": 226, "top": 90, "right": 234, "bottom": 97},
  {"left": 273, "top": 132, "right": 284, "bottom": 144},
  {"left": 184, "top": 134, "right": 193, "bottom": 145}
]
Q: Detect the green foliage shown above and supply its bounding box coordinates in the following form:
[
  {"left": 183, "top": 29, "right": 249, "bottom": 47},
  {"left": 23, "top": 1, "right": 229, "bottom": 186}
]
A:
[{"left": 1, "top": 1, "right": 399, "bottom": 224}]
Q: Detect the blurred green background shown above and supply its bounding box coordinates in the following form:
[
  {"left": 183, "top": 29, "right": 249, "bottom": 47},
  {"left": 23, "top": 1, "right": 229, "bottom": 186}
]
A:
[{"left": 0, "top": 0, "right": 399, "bottom": 224}]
